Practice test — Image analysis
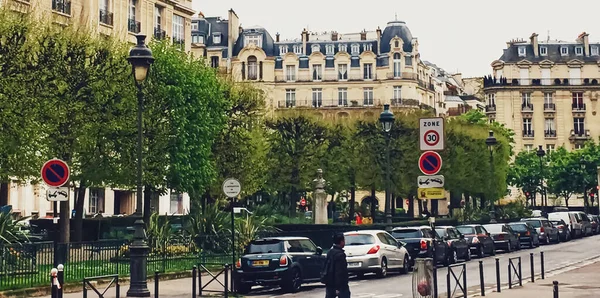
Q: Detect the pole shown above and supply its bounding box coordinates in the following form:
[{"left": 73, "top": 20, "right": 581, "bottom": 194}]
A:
[
  {"left": 540, "top": 252, "right": 545, "bottom": 279},
  {"left": 136, "top": 82, "right": 143, "bottom": 216},
  {"left": 385, "top": 134, "right": 392, "bottom": 227},
  {"left": 539, "top": 157, "right": 544, "bottom": 209},
  {"left": 490, "top": 150, "right": 496, "bottom": 223},
  {"left": 495, "top": 258, "right": 501, "bottom": 292},
  {"left": 553, "top": 281, "right": 559, "bottom": 298},
  {"left": 479, "top": 261, "right": 485, "bottom": 296},
  {"left": 530, "top": 253, "right": 535, "bottom": 282},
  {"left": 231, "top": 198, "right": 236, "bottom": 291}
]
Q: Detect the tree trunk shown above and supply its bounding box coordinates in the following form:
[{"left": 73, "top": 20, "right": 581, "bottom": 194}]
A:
[
  {"left": 584, "top": 188, "right": 588, "bottom": 214},
  {"left": 408, "top": 195, "right": 415, "bottom": 218},
  {"left": 370, "top": 185, "right": 376, "bottom": 222},
  {"left": 0, "top": 180, "right": 8, "bottom": 206},
  {"left": 431, "top": 199, "right": 438, "bottom": 216},
  {"left": 59, "top": 200, "right": 70, "bottom": 243},
  {"left": 391, "top": 193, "right": 396, "bottom": 216},
  {"left": 349, "top": 184, "right": 355, "bottom": 224},
  {"left": 480, "top": 194, "right": 486, "bottom": 210},
  {"left": 72, "top": 181, "right": 87, "bottom": 242},
  {"left": 143, "top": 185, "right": 152, "bottom": 224},
  {"left": 564, "top": 196, "right": 570, "bottom": 208}
]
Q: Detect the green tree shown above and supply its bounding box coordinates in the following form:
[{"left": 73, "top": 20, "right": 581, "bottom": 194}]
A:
[
  {"left": 547, "top": 147, "right": 580, "bottom": 207},
  {"left": 508, "top": 151, "right": 542, "bottom": 206}
]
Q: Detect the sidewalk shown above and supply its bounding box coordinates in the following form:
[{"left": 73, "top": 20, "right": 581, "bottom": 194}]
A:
[{"left": 477, "top": 259, "right": 600, "bottom": 298}]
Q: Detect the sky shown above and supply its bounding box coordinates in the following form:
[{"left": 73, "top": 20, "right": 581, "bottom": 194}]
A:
[{"left": 191, "top": 0, "right": 600, "bottom": 78}]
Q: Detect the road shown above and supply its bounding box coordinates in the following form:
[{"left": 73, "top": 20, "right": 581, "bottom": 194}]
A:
[{"left": 245, "top": 234, "right": 600, "bottom": 298}]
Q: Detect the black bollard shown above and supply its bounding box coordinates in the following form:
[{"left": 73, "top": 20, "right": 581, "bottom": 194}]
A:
[
  {"left": 553, "top": 281, "right": 559, "bottom": 298},
  {"left": 541, "top": 252, "right": 545, "bottom": 279},
  {"left": 530, "top": 253, "right": 535, "bottom": 282},
  {"left": 115, "top": 276, "right": 120, "bottom": 298},
  {"left": 508, "top": 261, "right": 512, "bottom": 289},
  {"left": 224, "top": 264, "right": 230, "bottom": 298},
  {"left": 192, "top": 266, "right": 197, "bottom": 298},
  {"left": 495, "top": 258, "right": 501, "bottom": 293},
  {"left": 155, "top": 271, "right": 159, "bottom": 298},
  {"left": 51, "top": 268, "right": 57, "bottom": 298},
  {"left": 518, "top": 258, "right": 522, "bottom": 286},
  {"left": 433, "top": 264, "right": 438, "bottom": 298},
  {"left": 479, "top": 261, "right": 485, "bottom": 296},
  {"left": 446, "top": 269, "right": 451, "bottom": 298},
  {"left": 198, "top": 265, "right": 203, "bottom": 296}
]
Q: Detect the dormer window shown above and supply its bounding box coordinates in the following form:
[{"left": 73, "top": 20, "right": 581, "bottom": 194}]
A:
[
  {"left": 191, "top": 23, "right": 198, "bottom": 31},
  {"left": 326, "top": 44, "right": 335, "bottom": 55},
  {"left": 279, "top": 45, "right": 288, "bottom": 55},
  {"left": 293, "top": 44, "right": 302, "bottom": 55},
  {"left": 364, "top": 43, "right": 372, "bottom": 52},
  {"left": 575, "top": 46, "right": 583, "bottom": 56},
  {"left": 394, "top": 40, "right": 399, "bottom": 48},
  {"left": 560, "top": 46, "right": 568, "bottom": 56},
  {"left": 244, "top": 35, "right": 262, "bottom": 47},
  {"left": 592, "top": 46, "right": 599, "bottom": 56},
  {"left": 339, "top": 44, "right": 347, "bottom": 52},
  {"left": 518, "top": 46, "right": 526, "bottom": 57},
  {"left": 351, "top": 44, "right": 360, "bottom": 55},
  {"left": 311, "top": 44, "right": 320, "bottom": 53},
  {"left": 213, "top": 33, "right": 222, "bottom": 44},
  {"left": 540, "top": 46, "right": 547, "bottom": 56}
]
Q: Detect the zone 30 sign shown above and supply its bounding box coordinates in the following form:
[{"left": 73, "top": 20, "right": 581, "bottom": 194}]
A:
[{"left": 419, "top": 117, "right": 445, "bottom": 151}]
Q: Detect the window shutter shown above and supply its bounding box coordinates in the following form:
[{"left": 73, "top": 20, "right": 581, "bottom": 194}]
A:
[{"left": 241, "top": 62, "right": 246, "bottom": 80}]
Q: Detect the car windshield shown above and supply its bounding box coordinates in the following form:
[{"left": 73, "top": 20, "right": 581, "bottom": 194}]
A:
[
  {"left": 345, "top": 234, "right": 376, "bottom": 245},
  {"left": 484, "top": 224, "right": 504, "bottom": 233},
  {"left": 510, "top": 224, "right": 528, "bottom": 232},
  {"left": 550, "top": 220, "right": 562, "bottom": 226},
  {"left": 457, "top": 227, "right": 475, "bottom": 235},
  {"left": 435, "top": 229, "right": 447, "bottom": 237},
  {"left": 246, "top": 240, "right": 284, "bottom": 254},
  {"left": 524, "top": 220, "right": 541, "bottom": 228},
  {"left": 391, "top": 229, "right": 422, "bottom": 239}
]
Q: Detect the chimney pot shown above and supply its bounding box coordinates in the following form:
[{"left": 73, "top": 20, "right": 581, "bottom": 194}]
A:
[
  {"left": 331, "top": 31, "right": 338, "bottom": 41},
  {"left": 276, "top": 32, "right": 280, "bottom": 42}
]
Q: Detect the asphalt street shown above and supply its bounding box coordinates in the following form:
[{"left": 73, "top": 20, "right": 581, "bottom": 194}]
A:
[{"left": 245, "top": 234, "right": 600, "bottom": 298}]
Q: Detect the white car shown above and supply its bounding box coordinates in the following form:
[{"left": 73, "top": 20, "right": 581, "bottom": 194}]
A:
[{"left": 343, "top": 230, "right": 411, "bottom": 278}]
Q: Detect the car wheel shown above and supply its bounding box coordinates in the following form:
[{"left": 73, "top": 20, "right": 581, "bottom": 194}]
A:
[
  {"left": 507, "top": 242, "right": 512, "bottom": 253},
  {"left": 477, "top": 246, "right": 485, "bottom": 258},
  {"left": 402, "top": 255, "right": 410, "bottom": 274},
  {"left": 490, "top": 245, "right": 496, "bottom": 256},
  {"left": 376, "top": 258, "right": 388, "bottom": 278},
  {"left": 283, "top": 268, "right": 302, "bottom": 293},
  {"left": 465, "top": 249, "right": 472, "bottom": 261},
  {"left": 236, "top": 284, "right": 252, "bottom": 295},
  {"left": 529, "top": 239, "right": 534, "bottom": 249}
]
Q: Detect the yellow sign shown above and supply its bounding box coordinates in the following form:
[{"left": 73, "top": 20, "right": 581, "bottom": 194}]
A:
[{"left": 418, "top": 187, "right": 446, "bottom": 199}]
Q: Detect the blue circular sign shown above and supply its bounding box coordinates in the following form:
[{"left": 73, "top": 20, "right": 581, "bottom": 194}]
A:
[{"left": 419, "top": 152, "right": 442, "bottom": 175}]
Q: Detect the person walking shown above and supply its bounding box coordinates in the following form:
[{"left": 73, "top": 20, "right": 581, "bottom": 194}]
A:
[{"left": 322, "top": 232, "right": 350, "bottom": 298}]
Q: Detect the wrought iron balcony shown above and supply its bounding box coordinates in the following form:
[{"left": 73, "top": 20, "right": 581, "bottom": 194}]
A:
[
  {"left": 544, "top": 103, "right": 556, "bottom": 111},
  {"left": 391, "top": 98, "right": 420, "bottom": 107},
  {"left": 172, "top": 37, "right": 185, "bottom": 49},
  {"left": 572, "top": 103, "right": 586, "bottom": 112},
  {"left": 545, "top": 130, "right": 557, "bottom": 138},
  {"left": 275, "top": 98, "right": 383, "bottom": 109},
  {"left": 521, "top": 103, "right": 533, "bottom": 112},
  {"left": 154, "top": 28, "right": 166, "bottom": 40},
  {"left": 569, "top": 129, "right": 591, "bottom": 141},
  {"left": 99, "top": 9, "right": 113, "bottom": 26},
  {"left": 52, "top": 0, "right": 71, "bottom": 14},
  {"left": 522, "top": 130, "right": 534, "bottom": 138},
  {"left": 485, "top": 104, "right": 496, "bottom": 113},
  {"left": 484, "top": 76, "right": 600, "bottom": 87},
  {"left": 128, "top": 19, "right": 140, "bottom": 33}
]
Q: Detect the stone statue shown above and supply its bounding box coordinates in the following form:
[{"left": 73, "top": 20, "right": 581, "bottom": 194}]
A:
[{"left": 313, "top": 169, "right": 328, "bottom": 224}]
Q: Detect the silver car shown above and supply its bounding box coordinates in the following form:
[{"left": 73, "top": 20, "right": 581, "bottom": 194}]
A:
[{"left": 343, "top": 230, "right": 411, "bottom": 278}]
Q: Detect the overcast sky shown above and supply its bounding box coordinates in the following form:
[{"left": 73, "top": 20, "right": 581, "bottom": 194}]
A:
[{"left": 192, "top": 0, "right": 599, "bottom": 77}]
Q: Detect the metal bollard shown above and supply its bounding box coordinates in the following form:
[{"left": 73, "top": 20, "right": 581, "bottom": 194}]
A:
[
  {"left": 198, "top": 265, "right": 203, "bottom": 296},
  {"left": 530, "top": 253, "right": 535, "bottom": 282},
  {"left": 541, "top": 252, "right": 545, "bottom": 279},
  {"left": 192, "top": 266, "right": 197, "bottom": 298},
  {"left": 433, "top": 264, "right": 438, "bottom": 298},
  {"left": 446, "top": 269, "right": 451, "bottom": 298},
  {"left": 51, "top": 268, "right": 58, "bottom": 298},
  {"left": 224, "top": 264, "right": 230, "bottom": 298},
  {"left": 553, "top": 281, "right": 559, "bottom": 298},
  {"left": 115, "top": 276, "right": 120, "bottom": 298},
  {"left": 518, "top": 258, "right": 522, "bottom": 286},
  {"left": 57, "top": 264, "right": 64, "bottom": 298},
  {"left": 155, "top": 271, "right": 159, "bottom": 298},
  {"left": 495, "top": 258, "right": 501, "bottom": 293},
  {"left": 508, "top": 262, "right": 512, "bottom": 289},
  {"left": 479, "top": 261, "right": 485, "bottom": 296}
]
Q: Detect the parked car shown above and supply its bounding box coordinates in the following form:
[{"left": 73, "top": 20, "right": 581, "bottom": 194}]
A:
[
  {"left": 391, "top": 226, "right": 450, "bottom": 265},
  {"left": 483, "top": 223, "right": 520, "bottom": 252},
  {"left": 435, "top": 226, "right": 471, "bottom": 261},
  {"left": 548, "top": 212, "right": 583, "bottom": 238},
  {"left": 507, "top": 222, "right": 540, "bottom": 248},
  {"left": 573, "top": 212, "right": 594, "bottom": 236},
  {"left": 520, "top": 218, "right": 560, "bottom": 244},
  {"left": 549, "top": 219, "right": 571, "bottom": 241},
  {"left": 344, "top": 230, "right": 411, "bottom": 278},
  {"left": 234, "top": 237, "right": 325, "bottom": 294},
  {"left": 456, "top": 225, "right": 495, "bottom": 258},
  {"left": 587, "top": 214, "right": 600, "bottom": 234}
]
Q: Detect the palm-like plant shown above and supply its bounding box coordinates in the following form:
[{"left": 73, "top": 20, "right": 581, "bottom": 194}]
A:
[
  {"left": 146, "top": 212, "right": 173, "bottom": 253},
  {"left": 0, "top": 211, "right": 28, "bottom": 245},
  {"left": 187, "top": 202, "right": 230, "bottom": 253},
  {"left": 235, "top": 215, "right": 278, "bottom": 253}
]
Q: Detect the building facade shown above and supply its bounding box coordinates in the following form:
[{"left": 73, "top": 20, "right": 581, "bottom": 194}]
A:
[{"left": 484, "top": 32, "right": 600, "bottom": 153}]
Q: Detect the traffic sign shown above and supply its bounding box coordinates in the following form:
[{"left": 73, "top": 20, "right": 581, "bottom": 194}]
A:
[
  {"left": 41, "top": 159, "right": 70, "bottom": 187},
  {"left": 419, "top": 118, "right": 444, "bottom": 151},
  {"left": 417, "top": 175, "right": 444, "bottom": 188},
  {"left": 46, "top": 187, "right": 69, "bottom": 202},
  {"left": 222, "top": 178, "right": 241, "bottom": 198},
  {"left": 418, "top": 188, "right": 446, "bottom": 199},
  {"left": 418, "top": 151, "right": 443, "bottom": 176},
  {"left": 300, "top": 198, "right": 306, "bottom": 206}
]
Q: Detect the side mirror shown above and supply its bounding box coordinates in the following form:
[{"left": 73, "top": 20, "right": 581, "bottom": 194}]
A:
[
  {"left": 316, "top": 246, "right": 323, "bottom": 255},
  {"left": 486, "top": 233, "right": 490, "bottom": 237}
]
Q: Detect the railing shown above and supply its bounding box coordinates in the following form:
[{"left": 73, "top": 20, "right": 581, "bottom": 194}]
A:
[
  {"left": 128, "top": 19, "right": 140, "bottom": 34},
  {"left": 486, "top": 104, "right": 496, "bottom": 112},
  {"left": 521, "top": 103, "right": 533, "bottom": 112},
  {"left": 484, "top": 76, "right": 600, "bottom": 87},
  {"left": 391, "top": 98, "right": 420, "bottom": 107},
  {"left": 99, "top": 9, "right": 113, "bottom": 26},
  {"left": 523, "top": 130, "right": 534, "bottom": 138},
  {"left": 194, "top": 264, "right": 231, "bottom": 296},
  {"left": 154, "top": 28, "right": 166, "bottom": 40},
  {"left": 544, "top": 103, "right": 556, "bottom": 111},
  {"left": 276, "top": 98, "right": 382, "bottom": 108},
  {"left": 508, "top": 257, "right": 522, "bottom": 289},
  {"left": 51, "top": 0, "right": 71, "bottom": 14},
  {"left": 570, "top": 129, "right": 591, "bottom": 140},
  {"left": 82, "top": 274, "right": 120, "bottom": 298},
  {"left": 173, "top": 37, "right": 185, "bottom": 49},
  {"left": 545, "top": 130, "right": 557, "bottom": 138},
  {"left": 572, "top": 103, "right": 586, "bottom": 111},
  {"left": 446, "top": 263, "right": 466, "bottom": 298},
  {"left": 386, "top": 72, "right": 419, "bottom": 80}
]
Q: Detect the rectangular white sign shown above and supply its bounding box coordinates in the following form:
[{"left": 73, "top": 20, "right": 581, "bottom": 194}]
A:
[
  {"left": 417, "top": 175, "right": 445, "bottom": 188},
  {"left": 419, "top": 117, "right": 445, "bottom": 151},
  {"left": 46, "top": 187, "right": 69, "bottom": 202}
]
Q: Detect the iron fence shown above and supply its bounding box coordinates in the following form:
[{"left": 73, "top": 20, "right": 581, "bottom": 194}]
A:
[
  {"left": 446, "top": 262, "right": 466, "bottom": 298},
  {"left": 508, "top": 256, "right": 522, "bottom": 289}
]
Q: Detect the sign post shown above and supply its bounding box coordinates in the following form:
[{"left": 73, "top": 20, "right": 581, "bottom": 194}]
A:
[
  {"left": 418, "top": 151, "right": 443, "bottom": 176},
  {"left": 418, "top": 118, "right": 446, "bottom": 216},
  {"left": 222, "top": 178, "right": 241, "bottom": 289},
  {"left": 419, "top": 118, "right": 445, "bottom": 151},
  {"left": 41, "top": 159, "right": 70, "bottom": 221}
]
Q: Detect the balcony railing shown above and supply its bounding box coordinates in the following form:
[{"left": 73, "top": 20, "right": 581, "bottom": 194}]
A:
[
  {"left": 572, "top": 103, "right": 586, "bottom": 112},
  {"left": 99, "top": 9, "right": 113, "bottom": 26},
  {"left": 386, "top": 72, "right": 419, "bottom": 80},
  {"left": 522, "top": 130, "right": 534, "bottom": 138},
  {"left": 544, "top": 103, "right": 556, "bottom": 111},
  {"left": 484, "top": 76, "right": 600, "bottom": 88},
  {"left": 521, "top": 103, "right": 533, "bottom": 112},
  {"left": 391, "top": 98, "right": 420, "bottom": 107},
  {"left": 569, "top": 129, "right": 591, "bottom": 141},
  {"left": 173, "top": 37, "right": 185, "bottom": 49},
  {"left": 52, "top": 0, "right": 71, "bottom": 14},
  {"left": 128, "top": 19, "right": 140, "bottom": 33},
  {"left": 276, "top": 98, "right": 383, "bottom": 109},
  {"left": 545, "top": 130, "right": 557, "bottom": 138},
  {"left": 154, "top": 28, "right": 166, "bottom": 40},
  {"left": 485, "top": 104, "right": 496, "bottom": 113}
]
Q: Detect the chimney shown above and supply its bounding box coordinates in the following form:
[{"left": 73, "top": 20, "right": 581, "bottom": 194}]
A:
[
  {"left": 376, "top": 27, "right": 382, "bottom": 55},
  {"left": 276, "top": 32, "right": 280, "bottom": 42},
  {"left": 301, "top": 28, "right": 308, "bottom": 55},
  {"left": 360, "top": 29, "right": 367, "bottom": 41},
  {"left": 530, "top": 33, "right": 539, "bottom": 57},
  {"left": 580, "top": 32, "right": 590, "bottom": 56},
  {"left": 331, "top": 31, "right": 338, "bottom": 41}
]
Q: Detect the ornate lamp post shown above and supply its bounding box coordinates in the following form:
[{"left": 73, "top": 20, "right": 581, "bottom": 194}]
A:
[
  {"left": 379, "top": 104, "right": 394, "bottom": 227},
  {"left": 127, "top": 34, "right": 154, "bottom": 297},
  {"left": 580, "top": 158, "right": 589, "bottom": 214},
  {"left": 536, "top": 145, "right": 546, "bottom": 209},
  {"left": 485, "top": 130, "right": 498, "bottom": 223}
]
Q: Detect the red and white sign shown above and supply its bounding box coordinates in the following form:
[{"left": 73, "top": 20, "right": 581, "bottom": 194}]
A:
[
  {"left": 423, "top": 130, "right": 440, "bottom": 147},
  {"left": 300, "top": 198, "right": 306, "bottom": 207},
  {"left": 419, "top": 118, "right": 445, "bottom": 151},
  {"left": 418, "top": 151, "right": 443, "bottom": 176},
  {"left": 41, "top": 159, "right": 70, "bottom": 187}
]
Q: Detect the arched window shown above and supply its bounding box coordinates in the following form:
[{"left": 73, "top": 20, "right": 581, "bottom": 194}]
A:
[
  {"left": 393, "top": 53, "right": 401, "bottom": 78},
  {"left": 394, "top": 40, "right": 399, "bottom": 48},
  {"left": 311, "top": 44, "right": 320, "bottom": 53},
  {"left": 247, "top": 56, "right": 258, "bottom": 80}
]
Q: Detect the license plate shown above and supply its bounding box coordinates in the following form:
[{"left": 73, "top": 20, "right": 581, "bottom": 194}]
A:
[
  {"left": 252, "top": 260, "right": 269, "bottom": 267},
  {"left": 348, "top": 262, "right": 361, "bottom": 268}
]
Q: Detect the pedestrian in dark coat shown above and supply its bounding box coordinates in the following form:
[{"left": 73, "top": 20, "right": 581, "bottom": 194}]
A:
[{"left": 323, "top": 232, "right": 350, "bottom": 298}]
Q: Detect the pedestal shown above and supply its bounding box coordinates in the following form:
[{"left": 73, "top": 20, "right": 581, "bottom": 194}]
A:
[
  {"left": 127, "top": 219, "right": 150, "bottom": 297},
  {"left": 314, "top": 191, "right": 328, "bottom": 224}
]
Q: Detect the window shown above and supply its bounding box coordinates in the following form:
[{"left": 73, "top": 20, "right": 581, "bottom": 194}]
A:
[
  {"left": 312, "top": 88, "right": 322, "bottom": 107},
  {"left": 546, "top": 144, "right": 555, "bottom": 153},
  {"left": 393, "top": 86, "right": 401, "bottom": 100},
  {"left": 544, "top": 92, "right": 553, "bottom": 109},
  {"left": 88, "top": 189, "right": 105, "bottom": 214},
  {"left": 351, "top": 44, "right": 360, "bottom": 55},
  {"left": 524, "top": 144, "right": 533, "bottom": 152},
  {"left": 363, "top": 43, "right": 372, "bottom": 51},
  {"left": 592, "top": 46, "right": 599, "bottom": 56},
  {"left": 405, "top": 56, "right": 412, "bottom": 66},
  {"left": 191, "top": 35, "right": 204, "bottom": 44},
  {"left": 488, "top": 93, "right": 496, "bottom": 106},
  {"left": 293, "top": 44, "right": 302, "bottom": 55},
  {"left": 540, "top": 46, "right": 547, "bottom": 56},
  {"left": 191, "top": 22, "right": 198, "bottom": 31},
  {"left": 394, "top": 40, "right": 399, "bottom": 48},
  {"left": 569, "top": 68, "right": 581, "bottom": 85},
  {"left": 338, "top": 64, "right": 348, "bottom": 80},
  {"left": 338, "top": 88, "right": 347, "bottom": 106},
  {"left": 574, "top": 117, "right": 585, "bottom": 135},
  {"left": 210, "top": 56, "right": 219, "bottom": 68},
  {"left": 393, "top": 53, "right": 401, "bottom": 78},
  {"left": 323, "top": 44, "right": 334, "bottom": 55},
  {"left": 312, "top": 64, "right": 322, "bottom": 81},
  {"left": 285, "top": 65, "right": 296, "bottom": 81},
  {"left": 172, "top": 15, "right": 184, "bottom": 43},
  {"left": 129, "top": 0, "right": 136, "bottom": 21},
  {"left": 520, "top": 68, "right": 529, "bottom": 85},
  {"left": 154, "top": 6, "right": 162, "bottom": 31},
  {"left": 363, "top": 63, "right": 373, "bottom": 80},
  {"left": 521, "top": 92, "right": 531, "bottom": 106},
  {"left": 545, "top": 118, "right": 555, "bottom": 132},
  {"left": 285, "top": 89, "right": 296, "bottom": 107},
  {"left": 561, "top": 46, "right": 568, "bottom": 56},
  {"left": 575, "top": 144, "right": 584, "bottom": 150},
  {"left": 518, "top": 46, "right": 526, "bottom": 57},
  {"left": 247, "top": 56, "right": 257, "bottom": 80},
  {"left": 523, "top": 118, "right": 532, "bottom": 133},
  {"left": 363, "top": 87, "right": 374, "bottom": 106},
  {"left": 575, "top": 46, "right": 583, "bottom": 56},
  {"left": 572, "top": 92, "right": 583, "bottom": 107},
  {"left": 279, "top": 45, "right": 288, "bottom": 55},
  {"left": 339, "top": 44, "right": 347, "bottom": 52},
  {"left": 297, "top": 239, "right": 317, "bottom": 253},
  {"left": 244, "top": 35, "right": 261, "bottom": 47},
  {"left": 541, "top": 68, "right": 551, "bottom": 85},
  {"left": 169, "top": 191, "right": 183, "bottom": 214}
]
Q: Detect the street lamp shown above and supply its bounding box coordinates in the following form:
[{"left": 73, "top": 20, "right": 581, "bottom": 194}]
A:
[
  {"left": 536, "top": 145, "right": 546, "bottom": 209},
  {"left": 127, "top": 34, "right": 154, "bottom": 298},
  {"left": 580, "top": 157, "right": 589, "bottom": 214},
  {"left": 379, "top": 104, "right": 394, "bottom": 228},
  {"left": 485, "top": 130, "right": 498, "bottom": 223}
]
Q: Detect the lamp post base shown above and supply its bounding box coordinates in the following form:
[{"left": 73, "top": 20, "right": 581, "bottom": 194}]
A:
[{"left": 127, "top": 219, "right": 150, "bottom": 297}]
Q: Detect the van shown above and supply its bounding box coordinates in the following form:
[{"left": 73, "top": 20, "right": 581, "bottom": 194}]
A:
[{"left": 548, "top": 212, "right": 582, "bottom": 238}]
